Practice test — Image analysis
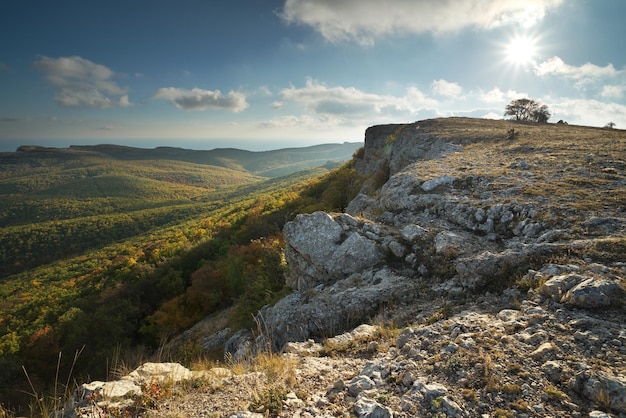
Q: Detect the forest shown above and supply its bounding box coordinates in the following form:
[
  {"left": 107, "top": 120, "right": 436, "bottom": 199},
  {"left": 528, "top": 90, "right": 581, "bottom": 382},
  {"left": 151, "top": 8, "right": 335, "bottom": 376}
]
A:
[{"left": 0, "top": 143, "right": 363, "bottom": 413}]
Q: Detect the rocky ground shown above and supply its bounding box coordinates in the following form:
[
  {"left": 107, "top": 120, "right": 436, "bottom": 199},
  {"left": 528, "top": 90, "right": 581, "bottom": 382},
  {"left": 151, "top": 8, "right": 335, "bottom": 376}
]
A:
[
  {"left": 69, "top": 282, "right": 625, "bottom": 417},
  {"left": 63, "top": 118, "right": 625, "bottom": 417}
]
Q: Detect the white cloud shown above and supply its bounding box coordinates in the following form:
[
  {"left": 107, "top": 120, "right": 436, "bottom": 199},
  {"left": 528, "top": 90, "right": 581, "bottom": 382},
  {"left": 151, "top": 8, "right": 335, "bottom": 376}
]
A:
[
  {"left": 535, "top": 56, "right": 626, "bottom": 95},
  {"left": 481, "top": 112, "right": 503, "bottom": 119},
  {"left": 477, "top": 87, "right": 527, "bottom": 103},
  {"left": 549, "top": 98, "right": 626, "bottom": 128},
  {"left": 431, "top": 79, "right": 462, "bottom": 97},
  {"left": 535, "top": 56, "right": 621, "bottom": 80},
  {"left": 272, "top": 101, "right": 284, "bottom": 109},
  {"left": 258, "top": 114, "right": 341, "bottom": 130},
  {"left": 280, "top": 0, "right": 564, "bottom": 44},
  {"left": 601, "top": 85, "right": 625, "bottom": 99},
  {"left": 151, "top": 87, "right": 249, "bottom": 112},
  {"left": 33, "top": 56, "right": 131, "bottom": 108},
  {"left": 280, "top": 78, "right": 437, "bottom": 119}
]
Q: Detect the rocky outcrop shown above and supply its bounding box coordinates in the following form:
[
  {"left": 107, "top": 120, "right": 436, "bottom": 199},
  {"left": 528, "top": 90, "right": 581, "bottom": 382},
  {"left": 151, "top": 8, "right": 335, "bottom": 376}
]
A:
[
  {"left": 259, "top": 267, "right": 419, "bottom": 351},
  {"left": 255, "top": 119, "right": 625, "bottom": 354},
  {"left": 60, "top": 363, "right": 232, "bottom": 417},
  {"left": 283, "top": 211, "right": 386, "bottom": 291}
]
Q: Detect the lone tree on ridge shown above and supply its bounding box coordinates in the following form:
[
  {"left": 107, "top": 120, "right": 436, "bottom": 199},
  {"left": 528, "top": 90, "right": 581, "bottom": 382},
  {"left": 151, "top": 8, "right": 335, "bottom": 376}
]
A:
[{"left": 504, "top": 98, "right": 551, "bottom": 123}]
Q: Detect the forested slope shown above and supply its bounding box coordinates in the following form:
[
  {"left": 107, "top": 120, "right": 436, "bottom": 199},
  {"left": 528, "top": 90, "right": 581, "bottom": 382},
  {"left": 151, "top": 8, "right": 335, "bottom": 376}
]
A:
[{"left": 0, "top": 143, "right": 363, "bottom": 413}]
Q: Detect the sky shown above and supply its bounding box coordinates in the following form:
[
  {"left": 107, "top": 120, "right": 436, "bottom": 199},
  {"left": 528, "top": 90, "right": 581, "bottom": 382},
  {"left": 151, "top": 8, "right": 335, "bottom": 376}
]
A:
[{"left": 1, "top": 0, "right": 625, "bottom": 152}]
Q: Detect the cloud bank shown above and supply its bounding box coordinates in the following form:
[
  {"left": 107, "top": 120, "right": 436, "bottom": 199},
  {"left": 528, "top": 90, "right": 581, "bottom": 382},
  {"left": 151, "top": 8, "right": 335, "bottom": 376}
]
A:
[
  {"left": 152, "top": 87, "right": 249, "bottom": 112},
  {"left": 33, "top": 56, "right": 130, "bottom": 108},
  {"left": 280, "top": 78, "right": 437, "bottom": 119},
  {"left": 280, "top": 0, "right": 565, "bottom": 44}
]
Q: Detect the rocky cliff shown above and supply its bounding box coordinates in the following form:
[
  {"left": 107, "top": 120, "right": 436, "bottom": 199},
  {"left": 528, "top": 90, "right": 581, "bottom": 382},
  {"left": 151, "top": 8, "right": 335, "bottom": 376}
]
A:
[
  {"left": 259, "top": 118, "right": 625, "bottom": 350},
  {"left": 65, "top": 118, "right": 625, "bottom": 417}
]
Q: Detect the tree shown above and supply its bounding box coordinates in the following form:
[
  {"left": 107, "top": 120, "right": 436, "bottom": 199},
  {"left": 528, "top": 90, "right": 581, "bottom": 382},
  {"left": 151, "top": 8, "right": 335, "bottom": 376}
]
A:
[
  {"left": 504, "top": 98, "right": 551, "bottom": 123},
  {"left": 605, "top": 122, "right": 616, "bottom": 129}
]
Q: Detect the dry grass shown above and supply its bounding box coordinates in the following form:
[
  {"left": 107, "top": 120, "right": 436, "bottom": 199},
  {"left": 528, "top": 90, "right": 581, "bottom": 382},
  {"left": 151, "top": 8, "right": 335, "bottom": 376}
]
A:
[{"left": 402, "top": 118, "right": 626, "bottom": 233}]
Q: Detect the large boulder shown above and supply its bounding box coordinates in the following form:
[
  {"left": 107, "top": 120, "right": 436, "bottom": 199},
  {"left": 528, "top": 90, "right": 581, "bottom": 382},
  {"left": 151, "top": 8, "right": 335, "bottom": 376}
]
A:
[
  {"left": 258, "top": 268, "right": 418, "bottom": 351},
  {"left": 283, "top": 212, "right": 384, "bottom": 291},
  {"left": 540, "top": 273, "right": 624, "bottom": 308}
]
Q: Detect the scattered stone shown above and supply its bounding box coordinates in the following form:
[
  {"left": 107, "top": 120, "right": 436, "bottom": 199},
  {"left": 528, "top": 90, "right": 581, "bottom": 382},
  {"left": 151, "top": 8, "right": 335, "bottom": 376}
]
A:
[
  {"left": 542, "top": 360, "right": 563, "bottom": 383},
  {"left": 569, "top": 370, "right": 626, "bottom": 414},
  {"left": 563, "top": 278, "right": 623, "bottom": 308},
  {"left": 530, "top": 342, "right": 557, "bottom": 360},
  {"left": 422, "top": 175, "right": 455, "bottom": 192},
  {"left": 354, "top": 393, "right": 393, "bottom": 418}
]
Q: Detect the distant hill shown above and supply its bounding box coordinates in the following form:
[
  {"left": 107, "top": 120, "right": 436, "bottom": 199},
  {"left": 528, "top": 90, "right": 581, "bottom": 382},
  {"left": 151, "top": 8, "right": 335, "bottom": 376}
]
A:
[{"left": 7, "top": 142, "right": 362, "bottom": 178}]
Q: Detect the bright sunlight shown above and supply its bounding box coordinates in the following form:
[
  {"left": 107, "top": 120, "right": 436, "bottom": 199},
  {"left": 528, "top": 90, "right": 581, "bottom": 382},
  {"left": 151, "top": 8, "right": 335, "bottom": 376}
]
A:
[{"left": 505, "top": 36, "right": 537, "bottom": 65}]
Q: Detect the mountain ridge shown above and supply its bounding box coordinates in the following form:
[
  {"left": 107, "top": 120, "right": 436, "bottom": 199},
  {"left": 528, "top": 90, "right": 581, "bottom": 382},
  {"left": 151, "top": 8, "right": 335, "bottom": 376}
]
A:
[{"left": 7, "top": 142, "right": 362, "bottom": 178}]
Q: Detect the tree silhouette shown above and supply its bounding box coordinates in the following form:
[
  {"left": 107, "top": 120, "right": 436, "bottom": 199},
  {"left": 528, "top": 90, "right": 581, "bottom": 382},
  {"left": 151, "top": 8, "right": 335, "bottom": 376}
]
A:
[{"left": 504, "top": 98, "right": 551, "bottom": 123}]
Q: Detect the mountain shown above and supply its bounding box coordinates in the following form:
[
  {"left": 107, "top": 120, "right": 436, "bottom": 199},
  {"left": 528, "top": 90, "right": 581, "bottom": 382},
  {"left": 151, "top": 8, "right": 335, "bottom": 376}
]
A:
[{"left": 59, "top": 117, "right": 625, "bottom": 418}]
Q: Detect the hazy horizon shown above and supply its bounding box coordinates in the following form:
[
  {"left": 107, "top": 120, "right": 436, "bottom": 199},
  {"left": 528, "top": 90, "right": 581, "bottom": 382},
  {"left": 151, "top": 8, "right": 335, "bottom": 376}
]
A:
[{"left": 0, "top": 137, "right": 363, "bottom": 153}]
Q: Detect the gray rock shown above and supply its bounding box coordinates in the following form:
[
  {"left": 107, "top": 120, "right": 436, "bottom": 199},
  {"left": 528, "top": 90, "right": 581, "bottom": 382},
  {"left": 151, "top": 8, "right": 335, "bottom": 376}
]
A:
[
  {"left": 228, "top": 413, "right": 265, "bottom": 418},
  {"left": 542, "top": 361, "right": 563, "bottom": 383},
  {"left": 412, "top": 378, "right": 448, "bottom": 400},
  {"left": 75, "top": 379, "right": 141, "bottom": 409},
  {"left": 540, "top": 273, "right": 587, "bottom": 301},
  {"left": 224, "top": 329, "right": 253, "bottom": 361},
  {"left": 530, "top": 342, "right": 557, "bottom": 360},
  {"left": 496, "top": 309, "right": 520, "bottom": 322},
  {"left": 258, "top": 268, "right": 417, "bottom": 351},
  {"left": 569, "top": 370, "right": 626, "bottom": 413},
  {"left": 200, "top": 327, "right": 231, "bottom": 352},
  {"left": 441, "top": 396, "right": 463, "bottom": 417},
  {"left": 64, "top": 362, "right": 207, "bottom": 417},
  {"left": 283, "top": 212, "right": 383, "bottom": 291},
  {"left": 434, "top": 231, "right": 464, "bottom": 256},
  {"left": 563, "top": 278, "right": 623, "bottom": 308},
  {"left": 422, "top": 175, "right": 455, "bottom": 192},
  {"left": 588, "top": 411, "right": 612, "bottom": 418},
  {"left": 401, "top": 224, "right": 428, "bottom": 241},
  {"left": 354, "top": 393, "right": 393, "bottom": 418},
  {"left": 348, "top": 375, "right": 376, "bottom": 396}
]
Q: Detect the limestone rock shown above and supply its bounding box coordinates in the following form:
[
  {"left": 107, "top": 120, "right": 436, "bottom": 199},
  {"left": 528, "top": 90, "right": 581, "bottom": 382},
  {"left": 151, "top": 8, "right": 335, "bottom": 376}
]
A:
[
  {"left": 283, "top": 212, "right": 383, "bottom": 291},
  {"left": 530, "top": 342, "right": 557, "bottom": 360},
  {"left": 224, "top": 329, "right": 253, "bottom": 361},
  {"left": 258, "top": 268, "right": 417, "bottom": 351},
  {"left": 75, "top": 379, "right": 141, "bottom": 410},
  {"left": 541, "top": 273, "right": 624, "bottom": 308},
  {"left": 200, "top": 327, "right": 231, "bottom": 352},
  {"left": 563, "top": 278, "right": 623, "bottom": 308},
  {"left": 422, "top": 175, "right": 455, "bottom": 192},
  {"left": 354, "top": 393, "right": 393, "bottom": 418},
  {"left": 123, "top": 362, "right": 194, "bottom": 383},
  {"left": 569, "top": 370, "right": 626, "bottom": 414}
]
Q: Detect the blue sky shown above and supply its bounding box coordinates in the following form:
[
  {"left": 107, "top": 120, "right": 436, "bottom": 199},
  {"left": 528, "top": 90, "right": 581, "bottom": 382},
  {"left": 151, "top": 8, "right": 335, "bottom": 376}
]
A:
[{"left": 1, "top": 0, "right": 625, "bottom": 151}]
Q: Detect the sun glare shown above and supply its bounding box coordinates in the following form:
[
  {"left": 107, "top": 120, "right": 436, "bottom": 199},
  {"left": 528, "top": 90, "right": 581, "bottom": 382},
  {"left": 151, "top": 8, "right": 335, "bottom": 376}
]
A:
[{"left": 506, "top": 36, "right": 537, "bottom": 66}]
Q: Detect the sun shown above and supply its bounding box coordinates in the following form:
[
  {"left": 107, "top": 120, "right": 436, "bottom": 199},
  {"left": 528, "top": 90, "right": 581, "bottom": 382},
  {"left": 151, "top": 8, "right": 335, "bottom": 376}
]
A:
[{"left": 505, "top": 36, "right": 537, "bottom": 66}]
